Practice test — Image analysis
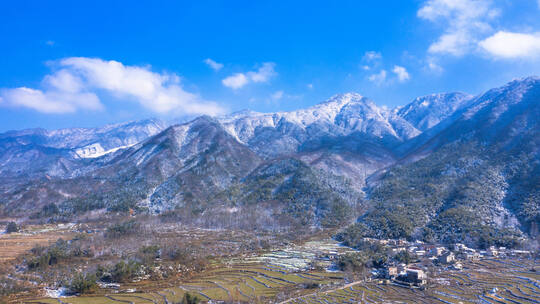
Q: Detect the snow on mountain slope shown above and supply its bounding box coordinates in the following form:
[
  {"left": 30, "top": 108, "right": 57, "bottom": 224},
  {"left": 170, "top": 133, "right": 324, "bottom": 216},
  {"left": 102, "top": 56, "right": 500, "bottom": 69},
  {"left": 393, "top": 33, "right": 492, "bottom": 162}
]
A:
[
  {"left": 212, "top": 94, "right": 421, "bottom": 190},
  {"left": 362, "top": 77, "right": 540, "bottom": 243},
  {"left": 397, "top": 92, "right": 473, "bottom": 131},
  {"left": 1, "top": 76, "right": 539, "bottom": 241},
  {"left": 219, "top": 93, "right": 421, "bottom": 157},
  {"left": 412, "top": 76, "right": 540, "bottom": 154},
  {"left": 0, "top": 119, "right": 167, "bottom": 177},
  {"left": 74, "top": 143, "right": 137, "bottom": 158},
  {"left": 1, "top": 118, "right": 166, "bottom": 155}
]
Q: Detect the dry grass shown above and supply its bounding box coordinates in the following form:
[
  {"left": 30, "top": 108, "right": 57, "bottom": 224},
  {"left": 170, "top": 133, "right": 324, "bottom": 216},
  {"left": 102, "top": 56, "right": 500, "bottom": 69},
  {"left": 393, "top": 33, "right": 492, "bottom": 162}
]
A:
[{"left": 0, "top": 227, "right": 75, "bottom": 262}]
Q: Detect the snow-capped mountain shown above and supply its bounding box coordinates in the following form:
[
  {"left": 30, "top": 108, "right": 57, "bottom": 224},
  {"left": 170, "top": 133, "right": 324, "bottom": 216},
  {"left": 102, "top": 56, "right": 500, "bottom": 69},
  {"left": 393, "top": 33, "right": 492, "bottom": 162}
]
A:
[
  {"left": 397, "top": 92, "right": 473, "bottom": 131},
  {"left": 365, "top": 76, "right": 540, "bottom": 245},
  {"left": 219, "top": 93, "right": 420, "bottom": 157},
  {"left": 1, "top": 118, "right": 166, "bottom": 157},
  {"left": 0, "top": 77, "right": 538, "bottom": 244},
  {"left": 0, "top": 118, "right": 167, "bottom": 178},
  {"left": 409, "top": 76, "right": 540, "bottom": 155},
  {"left": 216, "top": 93, "right": 422, "bottom": 188}
]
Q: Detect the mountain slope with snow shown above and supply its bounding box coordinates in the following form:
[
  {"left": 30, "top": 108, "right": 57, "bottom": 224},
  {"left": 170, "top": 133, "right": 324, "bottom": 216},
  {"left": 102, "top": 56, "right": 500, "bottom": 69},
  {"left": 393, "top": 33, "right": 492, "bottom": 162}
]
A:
[
  {"left": 0, "top": 118, "right": 167, "bottom": 178},
  {"left": 220, "top": 93, "right": 420, "bottom": 157},
  {"left": 0, "top": 77, "right": 538, "bottom": 247},
  {"left": 362, "top": 77, "right": 540, "bottom": 246},
  {"left": 218, "top": 93, "right": 421, "bottom": 188},
  {"left": 397, "top": 92, "right": 473, "bottom": 131}
]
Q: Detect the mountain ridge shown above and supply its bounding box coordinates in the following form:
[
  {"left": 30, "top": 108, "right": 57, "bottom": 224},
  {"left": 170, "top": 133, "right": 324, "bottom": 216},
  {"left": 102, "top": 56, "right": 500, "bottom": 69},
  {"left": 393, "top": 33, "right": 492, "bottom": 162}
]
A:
[{"left": 1, "top": 76, "right": 538, "bottom": 248}]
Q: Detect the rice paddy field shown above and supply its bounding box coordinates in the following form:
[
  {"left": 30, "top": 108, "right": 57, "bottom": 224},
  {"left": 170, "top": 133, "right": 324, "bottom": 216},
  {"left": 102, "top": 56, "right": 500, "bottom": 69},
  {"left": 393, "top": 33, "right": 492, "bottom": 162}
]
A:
[
  {"left": 15, "top": 255, "right": 540, "bottom": 304},
  {"left": 286, "top": 258, "right": 540, "bottom": 304},
  {"left": 3, "top": 226, "right": 538, "bottom": 304},
  {"left": 17, "top": 263, "right": 344, "bottom": 303}
]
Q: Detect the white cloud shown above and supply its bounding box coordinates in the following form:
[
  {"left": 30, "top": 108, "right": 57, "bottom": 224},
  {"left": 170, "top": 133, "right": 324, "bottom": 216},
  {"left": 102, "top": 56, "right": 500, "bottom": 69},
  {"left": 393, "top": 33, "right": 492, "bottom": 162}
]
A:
[
  {"left": 426, "top": 58, "right": 444, "bottom": 73},
  {"left": 222, "top": 62, "right": 276, "bottom": 89},
  {"left": 392, "top": 65, "right": 411, "bottom": 82},
  {"left": 247, "top": 63, "right": 277, "bottom": 83},
  {"left": 307, "top": 83, "right": 313, "bottom": 89},
  {"left": 0, "top": 57, "right": 225, "bottom": 115},
  {"left": 362, "top": 51, "right": 382, "bottom": 62},
  {"left": 271, "top": 90, "right": 284, "bottom": 100},
  {"left": 418, "top": 0, "right": 499, "bottom": 56},
  {"left": 368, "top": 70, "right": 387, "bottom": 84},
  {"left": 203, "top": 58, "right": 223, "bottom": 71},
  {"left": 222, "top": 73, "right": 249, "bottom": 89},
  {"left": 0, "top": 87, "right": 102, "bottom": 114},
  {"left": 361, "top": 51, "right": 382, "bottom": 70},
  {"left": 479, "top": 31, "right": 540, "bottom": 59},
  {"left": 44, "top": 69, "right": 84, "bottom": 93}
]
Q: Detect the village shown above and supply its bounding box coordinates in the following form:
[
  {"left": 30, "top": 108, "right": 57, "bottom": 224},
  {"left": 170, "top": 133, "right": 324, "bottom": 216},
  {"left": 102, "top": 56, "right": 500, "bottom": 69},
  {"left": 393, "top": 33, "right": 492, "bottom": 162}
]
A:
[
  {"left": 1, "top": 221, "right": 538, "bottom": 303},
  {"left": 337, "top": 237, "right": 535, "bottom": 289}
]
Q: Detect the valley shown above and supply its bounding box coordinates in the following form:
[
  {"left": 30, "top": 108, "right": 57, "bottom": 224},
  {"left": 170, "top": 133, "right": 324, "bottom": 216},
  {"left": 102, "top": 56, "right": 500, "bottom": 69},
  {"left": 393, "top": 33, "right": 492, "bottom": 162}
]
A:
[
  {"left": 0, "top": 77, "right": 539, "bottom": 303},
  {"left": 2, "top": 0, "right": 540, "bottom": 302}
]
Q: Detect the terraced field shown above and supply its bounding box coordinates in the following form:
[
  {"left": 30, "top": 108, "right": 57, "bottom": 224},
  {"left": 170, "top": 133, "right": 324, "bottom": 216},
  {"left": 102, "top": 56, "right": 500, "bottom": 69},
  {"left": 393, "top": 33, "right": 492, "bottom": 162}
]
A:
[
  {"left": 20, "top": 264, "right": 344, "bottom": 303},
  {"left": 19, "top": 258, "right": 539, "bottom": 303},
  {"left": 11, "top": 231, "right": 539, "bottom": 304},
  {"left": 286, "top": 258, "right": 540, "bottom": 304}
]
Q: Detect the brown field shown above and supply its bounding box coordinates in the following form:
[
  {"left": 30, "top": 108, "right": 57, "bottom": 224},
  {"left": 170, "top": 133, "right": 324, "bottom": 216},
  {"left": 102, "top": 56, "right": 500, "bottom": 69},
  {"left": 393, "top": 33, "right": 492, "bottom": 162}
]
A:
[
  {"left": 13, "top": 257, "right": 539, "bottom": 304},
  {"left": 0, "top": 226, "right": 75, "bottom": 262},
  {"left": 2, "top": 224, "right": 538, "bottom": 304}
]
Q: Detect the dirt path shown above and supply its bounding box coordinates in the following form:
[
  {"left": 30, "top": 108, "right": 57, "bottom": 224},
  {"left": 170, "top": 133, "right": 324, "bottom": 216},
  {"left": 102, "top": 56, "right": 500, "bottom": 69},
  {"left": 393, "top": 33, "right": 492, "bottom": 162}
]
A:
[{"left": 278, "top": 280, "right": 364, "bottom": 304}]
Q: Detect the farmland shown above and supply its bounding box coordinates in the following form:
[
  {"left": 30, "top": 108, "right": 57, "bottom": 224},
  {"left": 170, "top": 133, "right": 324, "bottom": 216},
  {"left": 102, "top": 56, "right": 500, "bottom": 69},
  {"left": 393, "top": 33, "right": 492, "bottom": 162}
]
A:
[
  {"left": 0, "top": 224, "right": 75, "bottom": 262},
  {"left": 14, "top": 257, "right": 540, "bottom": 304},
  {"left": 6, "top": 232, "right": 539, "bottom": 304},
  {"left": 286, "top": 258, "right": 540, "bottom": 304}
]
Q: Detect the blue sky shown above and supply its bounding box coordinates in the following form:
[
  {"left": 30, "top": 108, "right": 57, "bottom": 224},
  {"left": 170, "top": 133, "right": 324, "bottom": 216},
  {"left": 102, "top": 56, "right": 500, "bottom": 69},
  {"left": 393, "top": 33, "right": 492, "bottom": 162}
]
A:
[{"left": 1, "top": 0, "right": 540, "bottom": 131}]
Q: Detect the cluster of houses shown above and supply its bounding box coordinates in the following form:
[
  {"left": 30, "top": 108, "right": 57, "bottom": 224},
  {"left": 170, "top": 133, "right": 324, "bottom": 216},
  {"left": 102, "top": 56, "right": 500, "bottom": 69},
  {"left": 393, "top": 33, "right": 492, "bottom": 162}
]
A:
[
  {"left": 371, "top": 239, "right": 534, "bottom": 288},
  {"left": 386, "top": 240, "right": 532, "bottom": 261},
  {"left": 380, "top": 264, "right": 427, "bottom": 288}
]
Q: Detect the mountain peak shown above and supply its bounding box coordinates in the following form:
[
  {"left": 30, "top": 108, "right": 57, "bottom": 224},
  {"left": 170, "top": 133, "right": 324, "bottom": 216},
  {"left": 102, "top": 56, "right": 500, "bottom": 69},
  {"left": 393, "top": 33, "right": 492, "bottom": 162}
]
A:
[
  {"left": 220, "top": 109, "right": 262, "bottom": 122},
  {"left": 319, "top": 92, "right": 367, "bottom": 106},
  {"left": 398, "top": 92, "right": 473, "bottom": 131},
  {"left": 509, "top": 75, "right": 540, "bottom": 84}
]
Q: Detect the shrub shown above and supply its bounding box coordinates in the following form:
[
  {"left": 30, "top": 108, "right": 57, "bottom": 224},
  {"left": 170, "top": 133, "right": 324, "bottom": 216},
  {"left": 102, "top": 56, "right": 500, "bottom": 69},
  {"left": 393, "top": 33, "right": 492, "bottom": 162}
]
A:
[
  {"left": 163, "top": 244, "right": 189, "bottom": 261},
  {"left": 27, "top": 239, "right": 71, "bottom": 269},
  {"left": 31, "top": 203, "right": 60, "bottom": 218},
  {"left": 303, "top": 281, "right": 320, "bottom": 289},
  {"left": 111, "top": 260, "right": 142, "bottom": 283},
  {"left": 95, "top": 265, "right": 113, "bottom": 282},
  {"left": 179, "top": 292, "right": 200, "bottom": 304},
  {"left": 139, "top": 245, "right": 160, "bottom": 258},
  {"left": 5, "top": 222, "right": 18, "bottom": 234},
  {"left": 337, "top": 252, "right": 370, "bottom": 272},
  {"left": 105, "top": 220, "right": 140, "bottom": 238},
  {"left": 0, "top": 277, "right": 28, "bottom": 296},
  {"left": 335, "top": 223, "right": 368, "bottom": 248},
  {"left": 68, "top": 272, "right": 97, "bottom": 294},
  {"left": 138, "top": 245, "right": 160, "bottom": 266},
  {"left": 394, "top": 250, "right": 416, "bottom": 264}
]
